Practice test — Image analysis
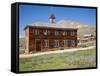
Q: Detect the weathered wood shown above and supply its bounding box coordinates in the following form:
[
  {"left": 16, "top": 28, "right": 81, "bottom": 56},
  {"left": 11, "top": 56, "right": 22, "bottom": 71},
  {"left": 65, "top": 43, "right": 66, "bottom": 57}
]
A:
[{"left": 25, "top": 26, "right": 78, "bottom": 53}]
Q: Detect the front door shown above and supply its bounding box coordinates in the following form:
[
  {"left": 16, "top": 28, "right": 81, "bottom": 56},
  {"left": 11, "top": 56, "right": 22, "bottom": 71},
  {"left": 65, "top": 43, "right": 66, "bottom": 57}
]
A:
[{"left": 36, "top": 40, "right": 41, "bottom": 51}]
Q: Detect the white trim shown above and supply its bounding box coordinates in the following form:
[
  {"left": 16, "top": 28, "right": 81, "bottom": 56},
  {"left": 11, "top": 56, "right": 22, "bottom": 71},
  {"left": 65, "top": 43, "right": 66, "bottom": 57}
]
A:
[
  {"left": 44, "top": 39, "right": 49, "bottom": 48},
  {"left": 62, "top": 40, "right": 66, "bottom": 48},
  {"left": 54, "top": 40, "right": 59, "bottom": 47},
  {"left": 62, "top": 30, "right": 66, "bottom": 36},
  {"left": 70, "top": 30, "right": 75, "bottom": 36},
  {"left": 70, "top": 40, "right": 75, "bottom": 47}
]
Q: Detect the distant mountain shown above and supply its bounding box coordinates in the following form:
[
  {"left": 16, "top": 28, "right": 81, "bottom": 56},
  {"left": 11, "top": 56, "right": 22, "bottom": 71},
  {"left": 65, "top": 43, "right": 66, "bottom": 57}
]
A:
[
  {"left": 78, "top": 26, "right": 96, "bottom": 37},
  {"left": 57, "top": 20, "right": 80, "bottom": 26}
]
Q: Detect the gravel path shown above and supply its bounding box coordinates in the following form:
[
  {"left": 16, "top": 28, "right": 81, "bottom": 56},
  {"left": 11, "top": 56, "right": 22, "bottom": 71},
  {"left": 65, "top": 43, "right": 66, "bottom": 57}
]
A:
[{"left": 19, "top": 46, "right": 95, "bottom": 58}]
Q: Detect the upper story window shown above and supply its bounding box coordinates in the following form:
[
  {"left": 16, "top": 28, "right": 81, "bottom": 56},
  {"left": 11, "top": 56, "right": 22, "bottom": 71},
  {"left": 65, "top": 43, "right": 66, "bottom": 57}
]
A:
[
  {"left": 62, "top": 30, "right": 66, "bottom": 36},
  {"left": 44, "top": 40, "right": 49, "bottom": 47},
  {"left": 43, "top": 30, "right": 47, "bottom": 35},
  {"left": 43, "top": 30, "right": 50, "bottom": 35},
  {"left": 54, "top": 40, "right": 59, "bottom": 47},
  {"left": 70, "top": 30, "right": 75, "bottom": 36},
  {"left": 62, "top": 40, "right": 66, "bottom": 47},
  {"left": 47, "top": 30, "right": 50, "bottom": 35},
  {"left": 54, "top": 30, "right": 58, "bottom": 35},
  {"left": 35, "top": 29, "right": 39, "bottom": 35}
]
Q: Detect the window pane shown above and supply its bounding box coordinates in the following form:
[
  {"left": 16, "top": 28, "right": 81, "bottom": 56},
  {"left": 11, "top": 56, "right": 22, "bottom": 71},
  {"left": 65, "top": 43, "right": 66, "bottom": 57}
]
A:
[
  {"left": 54, "top": 30, "right": 58, "bottom": 35},
  {"left": 44, "top": 30, "right": 47, "bottom": 35},
  {"left": 35, "top": 30, "right": 37, "bottom": 35},
  {"left": 62, "top": 40, "right": 66, "bottom": 47},
  {"left": 48, "top": 30, "right": 50, "bottom": 35},
  {"left": 54, "top": 40, "right": 59, "bottom": 47},
  {"left": 70, "top": 40, "right": 75, "bottom": 47},
  {"left": 70, "top": 31, "right": 74, "bottom": 36},
  {"left": 45, "top": 40, "right": 49, "bottom": 47},
  {"left": 62, "top": 30, "right": 66, "bottom": 36}
]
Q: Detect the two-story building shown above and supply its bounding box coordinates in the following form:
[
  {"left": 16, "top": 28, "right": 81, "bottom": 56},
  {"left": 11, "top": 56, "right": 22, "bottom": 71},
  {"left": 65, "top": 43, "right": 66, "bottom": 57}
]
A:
[{"left": 24, "top": 14, "right": 78, "bottom": 53}]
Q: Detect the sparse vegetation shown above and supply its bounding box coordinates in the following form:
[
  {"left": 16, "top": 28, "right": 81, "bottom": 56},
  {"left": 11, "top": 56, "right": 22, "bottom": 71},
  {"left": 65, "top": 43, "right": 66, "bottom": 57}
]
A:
[
  {"left": 19, "top": 48, "right": 96, "bottom": 71},
  {"left": 19, "top": 38, "right": 25, "bottom": 49},
  {"left": 19, "top": 24, "right": 96, "bottom": 71},
  {"left": 19, "top": 49, "right": 25, "bottom": 54},
  {"left": 78, "top": 26, "right": 96, "bottom": 37}
]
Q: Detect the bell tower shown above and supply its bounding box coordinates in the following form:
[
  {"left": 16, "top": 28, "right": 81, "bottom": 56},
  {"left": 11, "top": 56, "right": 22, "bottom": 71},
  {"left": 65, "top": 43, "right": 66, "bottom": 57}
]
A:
[
  {"left": 49, "top": 7, "right": 55, "bottom": 23},
  {"left": 49, "top": 14, "right": 55, "bottom": 23}
]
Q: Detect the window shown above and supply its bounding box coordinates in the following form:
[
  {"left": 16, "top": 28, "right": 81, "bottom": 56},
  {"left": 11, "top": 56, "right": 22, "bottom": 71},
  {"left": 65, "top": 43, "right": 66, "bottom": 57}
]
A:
[
  {"left": 54, "top": 30, "right": 58, "bottom": 35},
  {"left": 47, "top": 30, "right": 50, "bottom": 35},
  {"left": 43, "top": 30, "right": 50, "bottom": 35},
  {"left": 54, "top": 40, "right": 59, "bottom": 47},
  {"left": 44, "top": 30, "right": 47, "bottom": 35},
  {"left": 70, "top": 40, "right": 75, "bottom": 47},
  {"left": 35, "top": 29, "right": 37, "bottom": 35},
  {"left": 62, "top": 40, "right": 66, "bottom": 47},
  {"left": 35, "top": 29, "right": 39, "bottom": 35},
  {"left": 62, "top": 30, "right": 66, "bottom": 36},
  {"left": 70, "top": 31, "right": 75, "bottom": 36},
  {"left": 44, "top": 40, "right": 49, "bottom": 47}
]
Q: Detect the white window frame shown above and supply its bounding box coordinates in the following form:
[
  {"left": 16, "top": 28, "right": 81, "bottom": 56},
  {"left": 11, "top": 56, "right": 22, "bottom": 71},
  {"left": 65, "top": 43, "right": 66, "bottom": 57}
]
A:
[
  {"left": 47, "top": 30, "right": 50, "bottom": 35},
  {"left": 44, "top": 30, "right": 47, "bottom": 35},
  {"left": 44, "top": 40, "right": 49, "bottom": 47},
  {"left": 70, "top": 40, "right": 75, "bottom": 47},
  {"left": 54, "top": 30, "right": 58, "bottom": 35},
  {"left": 70, "top": 31, "right": 75, "bottom": 36},
  {"left": 62, "top": 40, "right": 66, "bottom": 47},
  {"left": 54, "top": 40, "right": 59, "bottom": 47},
  {"left": 35, "top": 29, "right": 37, "bottom": 35},
  {"left": 62, "top": 30, "right": 66, "bottom": 36}
]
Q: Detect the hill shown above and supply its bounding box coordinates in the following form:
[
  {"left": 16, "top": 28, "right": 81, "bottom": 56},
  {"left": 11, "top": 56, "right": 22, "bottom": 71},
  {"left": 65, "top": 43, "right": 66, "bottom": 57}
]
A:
[{"left": 57, "top": 20, "right": 96, "bottom": 37}]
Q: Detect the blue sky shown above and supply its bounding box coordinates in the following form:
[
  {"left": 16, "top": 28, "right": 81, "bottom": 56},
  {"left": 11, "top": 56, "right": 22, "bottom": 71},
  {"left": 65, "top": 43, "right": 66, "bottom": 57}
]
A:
[{"left": 19, "top": 4, "right": 96, "bottom": 38}]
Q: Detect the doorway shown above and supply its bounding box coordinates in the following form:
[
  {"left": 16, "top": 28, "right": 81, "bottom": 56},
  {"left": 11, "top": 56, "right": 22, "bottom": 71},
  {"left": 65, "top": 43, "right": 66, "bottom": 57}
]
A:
[{"left": 36, "top": 40, "right": 41, "bottom": 51}]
